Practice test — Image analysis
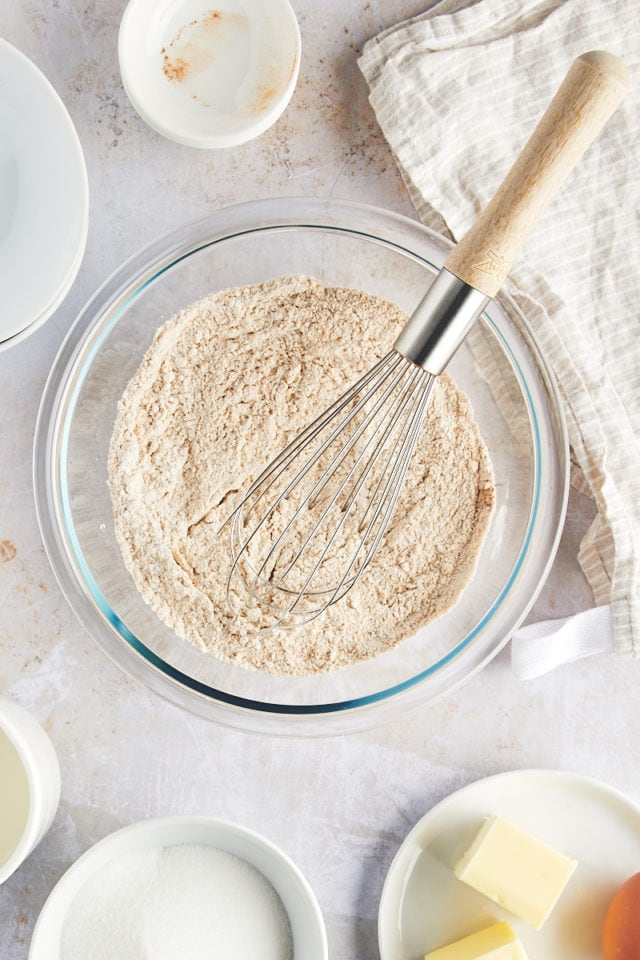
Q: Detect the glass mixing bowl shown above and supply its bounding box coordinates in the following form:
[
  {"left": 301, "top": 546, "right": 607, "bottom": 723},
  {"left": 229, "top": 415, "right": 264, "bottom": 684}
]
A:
[{"left": 33, "top": 198, "right": 568, "bottom": 736}]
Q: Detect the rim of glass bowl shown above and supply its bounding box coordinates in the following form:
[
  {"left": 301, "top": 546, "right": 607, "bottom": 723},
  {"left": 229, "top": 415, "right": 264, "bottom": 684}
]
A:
[{"left": 33, "top": 197, "right": 569, "bottom": 736}]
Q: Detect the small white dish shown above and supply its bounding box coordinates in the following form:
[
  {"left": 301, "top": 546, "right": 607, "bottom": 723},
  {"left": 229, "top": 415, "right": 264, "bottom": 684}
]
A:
[
  {"left": 378, "top": 769, "right": 640, "bottom": 960},
  {"left": 118, "top": 0, "right": 301, "bottom": 149},
  {"left": 0, "top": 38, "right": 88, "bottom": 350},
  {"left": 29, "top": 816, "right": 327, "bottom": 959},
  {"left": 0, "top": 696, "right": 61, "bottom": 885}
]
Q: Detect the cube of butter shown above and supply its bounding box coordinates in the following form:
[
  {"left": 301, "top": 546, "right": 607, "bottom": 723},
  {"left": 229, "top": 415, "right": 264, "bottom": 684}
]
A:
[
  {"left": 454, "top": 815, "right": 577, "bottom": 929},
  {"left": 425, "top": 921, "right": 529, "bottom": 959}
]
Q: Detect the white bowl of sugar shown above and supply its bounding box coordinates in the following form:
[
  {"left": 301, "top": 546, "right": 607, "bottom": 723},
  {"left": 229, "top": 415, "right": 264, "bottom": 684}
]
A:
[
  {"left": 0, "top": 696, "right": 61, "bottom": 886},
  {"left": 29, "top": 816, "right": 327, "bottom": 960},
  {"left": 118, "top": 0, "right": 301, "bottom": 148}
]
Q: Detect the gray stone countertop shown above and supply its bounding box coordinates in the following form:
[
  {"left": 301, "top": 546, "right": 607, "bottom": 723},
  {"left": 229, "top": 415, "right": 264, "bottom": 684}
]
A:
[{"left": 1, "top": 3, "right": 639, "bottom": 958}]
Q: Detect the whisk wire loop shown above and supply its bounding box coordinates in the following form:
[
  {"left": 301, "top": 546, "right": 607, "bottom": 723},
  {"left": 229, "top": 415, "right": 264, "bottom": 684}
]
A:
[
  {"left": 251, "top": 355, "right": 413, "bottom": 590},
  {"left": 220, "top": 350, "right": 436, "bottom": 627},
  {"left": 278, "top": 368, "right": 435, "bottom": 627},
  {"left": 334, "top": 376, "right": 434, "bottom": 598},
  {"left": 264, "top": 364, "right": 429, "bottom": 623},
  {"left": 221, "top": 353, "right": 400, "bottom": 574},
  {"left": 224, "top": 351, "right": 400, "bottom": 537}
]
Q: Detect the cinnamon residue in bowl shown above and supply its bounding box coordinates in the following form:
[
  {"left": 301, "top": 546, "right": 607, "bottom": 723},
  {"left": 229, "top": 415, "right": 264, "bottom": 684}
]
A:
[{"left": 161, "top": 9, "right": 248, "bottom": 92}]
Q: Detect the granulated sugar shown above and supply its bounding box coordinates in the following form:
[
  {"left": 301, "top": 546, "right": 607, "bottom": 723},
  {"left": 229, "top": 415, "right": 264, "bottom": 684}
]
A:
[
  {"left": 108, "top": 275, "right": 494, "bottom": 675},
  {"left": 61, "top": 844, "right": 293, "bottom": 960}
]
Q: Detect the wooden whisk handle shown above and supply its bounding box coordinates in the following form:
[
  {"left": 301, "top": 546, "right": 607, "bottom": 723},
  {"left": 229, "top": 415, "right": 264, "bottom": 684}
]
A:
[{"left": 444, "top": 50, "right": 630, "bottom": 298}]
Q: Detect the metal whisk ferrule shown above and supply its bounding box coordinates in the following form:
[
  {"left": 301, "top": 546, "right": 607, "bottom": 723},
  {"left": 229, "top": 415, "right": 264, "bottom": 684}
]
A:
[{"left": 393, "top": 270, "right": 489, "bottom": 375}]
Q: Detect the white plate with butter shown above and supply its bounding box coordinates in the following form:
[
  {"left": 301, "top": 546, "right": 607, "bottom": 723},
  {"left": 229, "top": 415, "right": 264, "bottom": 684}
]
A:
[{"left": 378, "top": 769, "right": 640, "bottom": 960}]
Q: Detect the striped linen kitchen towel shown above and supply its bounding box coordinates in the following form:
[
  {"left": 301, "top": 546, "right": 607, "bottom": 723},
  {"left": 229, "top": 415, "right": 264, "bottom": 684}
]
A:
[{"left": 359, "top": 0, "right": 639, "bottom": 677}]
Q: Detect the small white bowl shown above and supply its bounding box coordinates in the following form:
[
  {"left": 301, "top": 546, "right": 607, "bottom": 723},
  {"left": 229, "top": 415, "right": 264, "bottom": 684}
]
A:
[
  {"left": 0, "top": 696, "right": 61, "bottom": 886},
  {"left": 30, "top": 816, "right": 327, "bottom": 959},
  {"left": 118, "top": 0, "right": 301, "bottom": 148}
]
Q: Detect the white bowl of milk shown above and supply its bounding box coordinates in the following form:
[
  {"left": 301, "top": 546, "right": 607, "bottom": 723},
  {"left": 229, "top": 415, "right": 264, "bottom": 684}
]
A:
[{"left": 0, "top": 696, "right": 61, "bottom": 885}]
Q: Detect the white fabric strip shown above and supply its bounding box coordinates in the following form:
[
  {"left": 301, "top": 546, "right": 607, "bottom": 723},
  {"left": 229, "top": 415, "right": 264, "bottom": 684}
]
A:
[
  {"left": 359, "top": 0, "right": 640, "bottom": 666},
  {"left": 511, "top": 604, "right": 615, "bottom": 680}
]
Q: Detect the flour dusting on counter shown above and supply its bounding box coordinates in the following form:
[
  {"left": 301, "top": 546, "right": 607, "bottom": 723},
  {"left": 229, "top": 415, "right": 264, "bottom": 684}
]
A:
[{"left": 108, "top": 275, "right": 494, "bottom": 675}]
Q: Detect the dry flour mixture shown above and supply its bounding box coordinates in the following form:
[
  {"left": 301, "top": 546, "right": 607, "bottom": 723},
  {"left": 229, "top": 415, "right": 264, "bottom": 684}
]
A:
[{"left": 108, "top": 275, "right": 494, "bottom": 675}]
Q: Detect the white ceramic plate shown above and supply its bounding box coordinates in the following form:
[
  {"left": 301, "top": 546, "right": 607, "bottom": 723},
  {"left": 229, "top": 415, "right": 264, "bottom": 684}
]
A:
[
  {"left": 119, "top": 0, "right": 301, "bottom": 148},
  {"left": 0, "top": 38, "right": 88, "bottom": 349},
  {"left": 378, "top": 769, "right": 640, "bottom": 960},
  {"left": 29, "top": 816, "right": 327, "bottom": 959}
]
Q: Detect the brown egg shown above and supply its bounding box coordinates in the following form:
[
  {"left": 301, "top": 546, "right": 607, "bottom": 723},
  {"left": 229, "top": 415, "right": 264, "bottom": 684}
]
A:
[{"left": 603, "top": 872, "right": 640, "bottom": 959}]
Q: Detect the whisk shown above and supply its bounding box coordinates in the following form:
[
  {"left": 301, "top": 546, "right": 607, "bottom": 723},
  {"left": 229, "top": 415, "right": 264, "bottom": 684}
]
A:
[{"left": 220, "top": 51, "right": 628, "bottom": 628}]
